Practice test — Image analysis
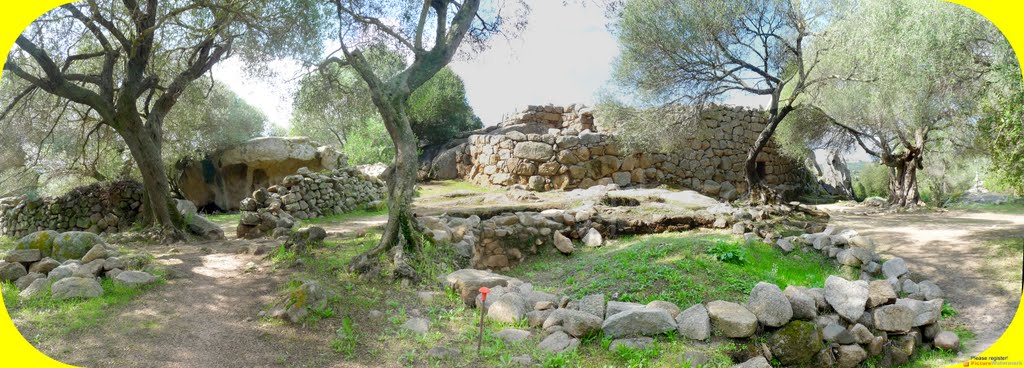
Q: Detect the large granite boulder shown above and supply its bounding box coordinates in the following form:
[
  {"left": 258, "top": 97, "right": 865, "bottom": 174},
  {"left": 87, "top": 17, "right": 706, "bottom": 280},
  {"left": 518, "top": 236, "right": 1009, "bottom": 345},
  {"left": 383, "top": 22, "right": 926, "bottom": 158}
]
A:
[
  {"left": 707, "top": 301, "right": 758, "bottom": 338},
  {"left": 768, "top": 320, "right": 823, "bottom": 366},
  {"left": 601, "top": 309, "right": 677, "bottom": 338}
]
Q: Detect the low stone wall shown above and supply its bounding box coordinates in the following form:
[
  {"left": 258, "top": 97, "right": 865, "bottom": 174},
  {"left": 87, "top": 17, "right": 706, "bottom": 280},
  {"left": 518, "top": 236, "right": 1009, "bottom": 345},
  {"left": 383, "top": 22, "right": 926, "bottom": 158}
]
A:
[
  {"left": 0, "top": 181, "right": 144, "bottom": 238},
  {"left": 443, "top": 225, "right": 955, "bottom": 367},
  {"left": 236, "top": 167, "right": 385, "bottom": 239},
  {"left": 434, "top": 104, "right": 802, "bottom": 200}
]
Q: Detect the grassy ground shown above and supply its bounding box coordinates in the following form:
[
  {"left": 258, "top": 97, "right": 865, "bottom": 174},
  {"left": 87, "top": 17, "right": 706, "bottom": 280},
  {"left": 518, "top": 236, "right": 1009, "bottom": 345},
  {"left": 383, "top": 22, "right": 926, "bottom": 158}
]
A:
[
  {"left": 297, "top": 206, "right": 389, "bottom": 227},
  {"left": 2, "top": 266, "right": 166, "bottom": 344},
  {"left": 953, "top": 201, "right": 1024, "bottom": 214},
  {"left": 267, "top": 230, "right": 849, "bottom": 367},
  {"left": 205, "top": 212, "right": 241, "bottom": 224},
  {"left": 416, "top": 180, "right": 496, "bottom": 199}
]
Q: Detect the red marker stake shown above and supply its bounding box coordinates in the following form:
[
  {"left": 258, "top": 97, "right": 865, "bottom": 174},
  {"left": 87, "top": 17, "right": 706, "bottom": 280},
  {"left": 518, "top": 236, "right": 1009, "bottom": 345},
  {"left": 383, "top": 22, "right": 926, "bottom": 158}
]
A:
[{"left": 477, "top": 287, "right": 490, "bottom": 355}]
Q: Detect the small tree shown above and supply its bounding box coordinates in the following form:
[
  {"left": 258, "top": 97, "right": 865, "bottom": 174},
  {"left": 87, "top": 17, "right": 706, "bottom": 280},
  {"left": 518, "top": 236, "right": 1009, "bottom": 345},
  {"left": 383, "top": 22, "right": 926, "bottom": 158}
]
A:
[
  {"left": 608, "top": 0, "right": 843, "bottom": 203},
  {"left": 314, "top": 0, "right": 527, "bottom": 278}
]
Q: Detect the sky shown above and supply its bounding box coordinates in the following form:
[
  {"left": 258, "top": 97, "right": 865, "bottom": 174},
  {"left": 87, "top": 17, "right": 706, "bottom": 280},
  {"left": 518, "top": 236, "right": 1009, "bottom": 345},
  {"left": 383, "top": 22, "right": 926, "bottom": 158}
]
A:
[{"left": 212, "top": 1, "right": 772, "bottom": 131}]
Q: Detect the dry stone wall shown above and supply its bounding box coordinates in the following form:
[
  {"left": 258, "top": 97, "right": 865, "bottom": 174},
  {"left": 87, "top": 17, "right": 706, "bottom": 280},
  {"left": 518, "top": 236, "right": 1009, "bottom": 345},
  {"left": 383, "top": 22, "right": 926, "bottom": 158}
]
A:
[
  {"left": 438, "top": 104, "right": 802, "bottom": 200},
  {"left": 236, "top": 167, "right": 386, "bottom": 239},
  {"left": 0, "top": 181, "right": 144, "bottom": 238}
]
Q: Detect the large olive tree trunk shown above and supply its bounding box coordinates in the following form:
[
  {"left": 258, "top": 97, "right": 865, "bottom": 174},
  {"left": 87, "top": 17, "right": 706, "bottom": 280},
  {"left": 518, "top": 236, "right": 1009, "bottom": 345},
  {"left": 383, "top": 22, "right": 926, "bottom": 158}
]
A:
[
  {"left": 118, "top": 123, "right": 183, "bottom": 241},
  {"left": 886, "top": 154, "right": 923, "bottom": 207},
  {"left": 745, "top": 104, "right": 794, "bottom": 204}
]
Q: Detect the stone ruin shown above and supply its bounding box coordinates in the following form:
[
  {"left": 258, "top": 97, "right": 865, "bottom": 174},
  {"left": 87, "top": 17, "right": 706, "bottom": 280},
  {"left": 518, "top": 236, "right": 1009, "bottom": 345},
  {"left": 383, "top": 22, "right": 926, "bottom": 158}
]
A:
[
  {"left": 423, "top": 104, "right": 804, "bottom": 201},
  {"left": 235, "top": 167, "right": 386, "bottom": 239},
  {"left": 176, "top": 137, "right": 345, "bottom": 212},
  {"left": 0, "top": 181, "right": 144, "bottom": 238}
]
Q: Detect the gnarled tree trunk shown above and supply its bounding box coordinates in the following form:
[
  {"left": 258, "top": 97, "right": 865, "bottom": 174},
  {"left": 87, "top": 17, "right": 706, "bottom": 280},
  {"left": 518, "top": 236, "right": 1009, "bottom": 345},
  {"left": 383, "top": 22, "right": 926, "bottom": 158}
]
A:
[
  {"left": 887, "top": 155, "right": 922, "bottom": 207},
  {"left": 118, "top": 123, "right": 183, "bottom": 241},
  {"left": 348, "top": 87, "right": 425, "bottom": 280}
]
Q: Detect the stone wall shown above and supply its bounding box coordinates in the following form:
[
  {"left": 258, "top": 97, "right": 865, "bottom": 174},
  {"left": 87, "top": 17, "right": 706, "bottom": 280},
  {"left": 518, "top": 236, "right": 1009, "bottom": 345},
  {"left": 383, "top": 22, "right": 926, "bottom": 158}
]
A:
[
  {"left": 432, "top": 104, "right": 802, "bottom": 200},
  {"left": 236, "top": 167, "right": 386, "bottom": 239},
  {"left": 0, "top": 181, "right": 144, "bottom": 238}
]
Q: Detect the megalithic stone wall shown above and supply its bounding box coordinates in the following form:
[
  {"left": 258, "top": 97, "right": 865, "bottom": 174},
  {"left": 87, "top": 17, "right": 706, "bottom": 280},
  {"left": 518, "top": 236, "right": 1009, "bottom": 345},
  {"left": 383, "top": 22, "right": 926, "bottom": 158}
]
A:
[
  {"left": 439, "top": 104, "right": 802, "bottom": 200},
  {"left": 0, "top": 181, "right": 144, "bottom": 238}
]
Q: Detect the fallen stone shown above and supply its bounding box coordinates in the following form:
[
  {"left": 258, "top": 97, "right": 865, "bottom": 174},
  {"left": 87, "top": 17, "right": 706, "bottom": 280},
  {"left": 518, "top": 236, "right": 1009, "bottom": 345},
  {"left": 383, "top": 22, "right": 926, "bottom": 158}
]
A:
[
  {"left": 601, "top": 308, "right": 676, "bottom": 338},
  {"left": 537, "top": 331, "right": 578, "bottom": 353},
  {"left": 27, "top": 257, "right": 60, "bottom": 274},
  {"left": 583, "top": 228, "right": 603, "bottom": 247},
  {"left": 707, "top": 300, "right": 758, "bottom": 338},
  {"left": 676, "top": 304, "right": 711, "bottom": 341},
  {"left": 114, "top": 271, "right": 157, "bottom": 287},
  {"left": 747, "top": 282, "right": 793, "bottom": 327},
  {"left": 867, "top": 279, "right": 897, "bottom": 308},
  {"left": 50, "top": 277, "right": 103, "bottom": 300},
  {"left": 402, "top": 318, "right": 429, "bottom": 334},
  {"left": 494, "top": 328, "right": 531, "bottom": 343},
  {"left": 15, "top": 272, "right": 44, "bottom": 290},
  {"left": 543, "top": 309, "right": 602, "bottom": 337},
  {"left": 445, "top": 269, "right": 515, "bottom": 306},
  {"left": 836, "top": 344, "right": 868, "bottom": 368},
  {"left": 784, "top": 286, "right": 817, "bottom": 320},
  {"left": 5, "top": 249, "right": 41, "bottom": 264},
  {"left": 80, "top": 244, "right": 108, "bottom": 264},
  {"left": 824, "top": 276, "right": 869, "bottom": 321},
  {"left": 0, "top": 261, "right": 28, "bottom": 281},
  {"left": 873, "top": 304, "right": 914, "bottom": 332},
  {"left": 882, "top": 258, "right": 909, "bottom": 279},
  {"left": 18, "top": 278, "right": 49, "bottom": 299},
  {"left": 527, "top": 309, "right": 553, "bottom": 328},
  {"left": 579, "top": 293, "right": 605, "bottom": 319},
  {"left": 552, "top": 232, "right": 574, "bottom": 254},
  {"left": 934, "top": 331, "right": 960, "bottom": 351},
  {"left": 850, "top": 323, "right": 874, "bottom": 344},
  {"left": 823, "top": 323, "right": 856, "bottom": 344},
  {"left": 895, "top": 298, "right": 943, "bottom": 327},
  {"left": 426, "top": 346, "right": 460, "bottom": 360},
  {"left": 768, "top": 320, "right": 822, "bottom": 366},
  {"left": 734, "top": 356, "right": 771, "bottom": 368}
]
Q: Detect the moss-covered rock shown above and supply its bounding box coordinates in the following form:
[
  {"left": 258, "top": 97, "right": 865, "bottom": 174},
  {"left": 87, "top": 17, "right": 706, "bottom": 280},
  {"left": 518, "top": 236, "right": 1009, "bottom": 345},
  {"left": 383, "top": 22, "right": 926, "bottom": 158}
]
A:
[
  {"left": 15, "top": 230, "right": 59, "bottom": 258},
  {"left": 768, "top": 320, "right": 823, "bottom": 365},
  {"left": 51, "top": 231, "right": 105, "bottom": 261}
]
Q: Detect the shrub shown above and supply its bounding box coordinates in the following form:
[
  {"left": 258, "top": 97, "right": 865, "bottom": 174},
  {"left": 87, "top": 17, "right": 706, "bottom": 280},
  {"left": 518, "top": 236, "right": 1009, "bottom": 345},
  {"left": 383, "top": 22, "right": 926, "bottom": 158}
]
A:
[{"left": 706, "top": 241, "right": 747, "bottom": 265}]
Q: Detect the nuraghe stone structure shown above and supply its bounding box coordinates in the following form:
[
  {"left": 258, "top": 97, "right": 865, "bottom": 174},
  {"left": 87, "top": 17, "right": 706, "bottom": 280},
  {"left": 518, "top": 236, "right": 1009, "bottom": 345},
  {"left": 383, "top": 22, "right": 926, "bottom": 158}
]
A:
[{"left": 426, "top": 104, "right": 803, "bottom": 200}]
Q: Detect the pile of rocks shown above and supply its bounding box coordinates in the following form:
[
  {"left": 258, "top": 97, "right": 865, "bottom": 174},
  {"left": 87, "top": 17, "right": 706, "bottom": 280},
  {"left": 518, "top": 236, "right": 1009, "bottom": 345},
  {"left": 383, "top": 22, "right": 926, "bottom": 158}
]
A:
[
  {"left": 1, "top": 230, "right": 156, "bottom": 300},
  {"left": 236, "top": 167, "right": 385, "bottom": 239},
  {"left": 419, "top": 206, "right": 616, "bottom": 270},
  {"left": 0, "top": 181, "right": 144, "bottom": 238},
  {"left": 429, "top": 104, "right": 801, "bottom": 200},
  {"left": 443, "top": 227, "right": 957, "bottom": 367}
]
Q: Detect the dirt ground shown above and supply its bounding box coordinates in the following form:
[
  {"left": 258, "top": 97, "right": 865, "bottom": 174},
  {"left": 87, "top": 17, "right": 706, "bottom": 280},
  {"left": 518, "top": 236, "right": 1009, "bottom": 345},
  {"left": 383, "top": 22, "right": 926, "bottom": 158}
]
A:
[{"left": 820, "top": 204, "right": 1024, "bottom": 356}]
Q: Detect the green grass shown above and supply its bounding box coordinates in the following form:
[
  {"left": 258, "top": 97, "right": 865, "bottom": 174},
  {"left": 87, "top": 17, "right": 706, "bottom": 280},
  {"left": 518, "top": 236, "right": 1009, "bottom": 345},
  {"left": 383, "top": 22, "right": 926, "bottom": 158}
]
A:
[
  {"left": 506, "top": 231, "right": 839, "bottom": 306},
  {"left": 298, "top": 206, "right": 388, "bottom": 226},
  {"left": 415, "top": 180, "right": 495, "bottom": 198},
  {"left": 205, "top": 212, "right": 240, "bottom": 224},
  {"left": 2, "top": 272, "right": 166, "bottom": 342},
  {"left": 0, "top": 236, "right": 15, "bottom": 252}
]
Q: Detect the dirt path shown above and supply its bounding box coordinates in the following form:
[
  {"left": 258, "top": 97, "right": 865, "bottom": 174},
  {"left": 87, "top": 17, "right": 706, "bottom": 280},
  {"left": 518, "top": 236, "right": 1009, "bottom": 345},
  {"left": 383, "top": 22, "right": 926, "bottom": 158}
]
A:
[
  {"left": 820, "top": 204, "right": 1024, "bottom": 355},
  {"left": 28, "top": 240, "right": 343, "bottom": 368}
]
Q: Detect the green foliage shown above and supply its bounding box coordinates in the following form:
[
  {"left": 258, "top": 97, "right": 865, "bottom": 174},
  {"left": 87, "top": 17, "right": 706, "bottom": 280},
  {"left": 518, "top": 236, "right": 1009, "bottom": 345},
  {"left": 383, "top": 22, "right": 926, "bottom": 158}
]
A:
[
  {"left": 852, "top": 163, "right": 890, "bottom": 200},
  {"left": 291, "top": 46, "right": 479, "bottom": 164},
  {"left": 330, "top": 316, "right": 358, "bottom": 357},
  {"left": 613, "top": 343, "right": 660, "bottom": 366},
  {"left": 979, "top": 91, "right": 1024, "bottom": 195},
  {"left": 706, "top": 241, "right": 747, "bottom": 265},
  {"left": 407, "top": 68, "right": 483, "bottom": 146},
  {"left": 940, "top": 301, "right": 958, "bottom": 319}
]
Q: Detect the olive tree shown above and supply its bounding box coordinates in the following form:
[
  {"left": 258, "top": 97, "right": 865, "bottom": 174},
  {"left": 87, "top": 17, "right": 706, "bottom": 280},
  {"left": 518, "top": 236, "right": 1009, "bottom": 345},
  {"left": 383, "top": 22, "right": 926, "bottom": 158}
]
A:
[
  {"left": 802, "top": 0, "right": 1017, "bottom": 206},
  {"left": 608, "top": 0, "right": 844, "bottom": 203},
  {"left": 1, "top": 0, "right": 280, "bottom": 239},
  {"left": 312, "top": 0, "right": 527, "bottom": 277}
]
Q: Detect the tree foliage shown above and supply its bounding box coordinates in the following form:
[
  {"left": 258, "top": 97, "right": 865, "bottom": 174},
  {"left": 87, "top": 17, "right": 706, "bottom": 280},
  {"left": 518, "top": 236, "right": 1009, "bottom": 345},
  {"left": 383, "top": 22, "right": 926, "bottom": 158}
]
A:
[
  {"left": 979, "top": 91, "right": 1024, "bottom": 195},
  {"left": 607, "top": 0, "right": 841, "bottom": 203},
  {"left": 794, "top": 0, "right": 1019, "bottom": 206}
]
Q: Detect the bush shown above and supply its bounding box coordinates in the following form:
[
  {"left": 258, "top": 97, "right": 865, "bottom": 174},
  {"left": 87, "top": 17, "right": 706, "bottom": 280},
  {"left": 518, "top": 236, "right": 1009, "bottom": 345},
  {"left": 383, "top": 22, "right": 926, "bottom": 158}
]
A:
[
  {"left": 706, "top": 241, "right": 747, "bottom": 265},
  {"left": 852, "top": 163, "right": 889, "bottom": 200}
]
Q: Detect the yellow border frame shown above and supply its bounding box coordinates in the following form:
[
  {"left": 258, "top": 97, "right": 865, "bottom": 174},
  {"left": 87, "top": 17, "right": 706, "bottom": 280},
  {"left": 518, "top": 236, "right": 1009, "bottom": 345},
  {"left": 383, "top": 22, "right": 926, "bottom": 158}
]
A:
[{"left": 1, "top": 1, "right": 1022, "bottom": 367}]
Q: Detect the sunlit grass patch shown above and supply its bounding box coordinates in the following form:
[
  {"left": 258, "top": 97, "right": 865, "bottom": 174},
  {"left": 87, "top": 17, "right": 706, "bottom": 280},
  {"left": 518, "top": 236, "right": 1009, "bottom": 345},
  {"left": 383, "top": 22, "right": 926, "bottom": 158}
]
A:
[{"left": 415, "top": 180, "right": 495, "bottom": 198}]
